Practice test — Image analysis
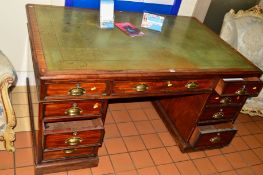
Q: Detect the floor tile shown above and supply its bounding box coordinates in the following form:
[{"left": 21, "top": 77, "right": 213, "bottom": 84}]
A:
[
  {"left": 98, "top": 143, "right": 108, "bottom": 156},
  {"left": 111, "top": 110, "right": 131, "bottom": 123},
  {"left": 253, "top": 147, "right": 263, "bottom": 161},
  {"left": 125, "top": 102, "right": 142, "bottom": 110},
  {"left": 91, "top": 156, "right": 114, "bottom": 175},
  {"left": 139, "top": 101, "right": 153, "bottom": 109},
  {"left": 236, "top": 114, "right": 253, "bottom": 123},
  {"left": 251, "top": 164, "right": 263, "bottom": 175},
  {"left": 143, "top": 108, "right": 160, "bottom": 120},
  {"left": 149, "top": 148, "right": 172, "bottom": 165},
  {"left": 137, "top": 166, "right": 159, "bottom": 175},
  {"left": 123, "top": 136, "right": 146, "bottom": 152},
  {"left": 234, "top": 123, "right": 251, "bottom": 136},
  {"left": 220, "top": 144, "right": 237, "bottom": 154},
  {"left": 44, "top": 172, "right": 67, "bottom": 175},
  {"left": 116, "top": 170, "right": 139, "bottom": 175},
  {"left": 219, "top": 170, "right": 238, "bottom": 175},
  {"left": 128, "top": 109, "right": 148, "bottom": 121},
  {"left": 193, "top": 157, "right": 217, "bottom": 175},
  {"left": 15, "top": 147, "right": 34, "bottom": 167},
  {"left": 157, "top": 163, "right": 180, "bottom": 175},
  {"left": 150, "top": 119, "right": 168, "bottom": 133},
  {"left": 105, "top": 111, "right": 115, "bottom": 124},
  {"left": 0, "top": 169, "right": 14, "bottom": 175},
  {"left": 255, "top": 121, "right": 263, "bottom": 131},
  {"left": 105, "top": 123, "right": 121, "bottom": 138},
  {"left": 117, "top": 122, "right": 139, "bottom": 136},
  {"left": 224, "top": 152, "right": 247, "bottom": 169},
  {"left": 231, "top": 137, "right": 249, "bottom": 151},
  {"left": 209, "top": 155, "right": 233, "bottom": 172},
  {"left": 109, "top": 103, "right": 126, "bottom": 111},
  {"left": 14, "top": 131, "right": 32, "bottom": 148},
  {"left": 157, "top": 132, "right": 176, "bottom": 147},
  {"left": 141, "top": 134, "right": 163, "bottom": 149},
  {"left": 175, "top": 160, "right": 200, "bottom": 175},
  {"left": 242, "top": 135, "right": 262, "bottom": 149},
  {"left": 134, "top": 121, "right": 155, "bottom": 134},
  {"left": 104, "top": 138, "right": 127, "bottom": 154},
  {"left": 205, "top": 148, "right": 222, "bottom": 156},
  {"left": 166, "top": 146, "right": 189, "bottom": 162},
  {"left": 67, "top": 168, "right": 92, "bottom": 175},
  {"left": 244, "top": 122, "right": 262, "bottom": 134},
  {"left": 236, "top": 167, "right": 255, "bottom": 175},
  {"left": 254, "top": 133, "right": 263, "bottom": 145},
  {"left": 188, "top": 150, "right": 206, "bottom": 159},
  {"left": 0, "top": 151, "right": 14, "bottom": 169},
  {"left": 110, "top": 153, "right": 135, "bottom": 172},
  {"left": 16, "top": 166, "right": 35, "bottom": 175},
  {"left": 239, "top": 150, "right": 261, "bottom": 166},
  {"left": 130, "top": 150, "right": 154, "bottom": 169}
]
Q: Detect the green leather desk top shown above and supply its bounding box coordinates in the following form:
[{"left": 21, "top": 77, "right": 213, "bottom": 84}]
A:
[{"left": 27, "top": 4, "right": 261, "bottom": 78}]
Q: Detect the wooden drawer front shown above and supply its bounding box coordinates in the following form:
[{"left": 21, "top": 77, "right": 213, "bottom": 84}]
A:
[
  {"left": 45, "top": 82, "right": 107, "bottom": 98},
  {"left": 207, "top": 93, "right": 246, "bottom": 106},
  {"left": 189, "top": 123, "right": 237, "bottom": 148},
  {"left": 112, "top": 80, "right": 214, "bottom": 95},
  {"left": 44, "top": 119, "right": 104, "bottom": 149},
  {"left": 198, "top": 106, "right": 240, "bottom": 123},
  {"left": 44, "top": 100, "right": 104, "bottom": 118},
  {"left": 43, "top": 146, "right": 98, "bottom": 161},
  {"left": 215, "top": 78, "right": 263, "bottom": 96}
]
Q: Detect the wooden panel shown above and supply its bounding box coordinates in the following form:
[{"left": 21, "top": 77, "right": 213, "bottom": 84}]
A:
[
  {"left": 112, "top": 79, "right": 214, "bottom": 96},
  {"left": 189, "top": 123, "right": 237, "bottom": 149},
  {"left": 43, "top": 146, "right": 98, "bottom": 161},
  {"left": 215, "top": 77, "right": 263, "bottom": 96}
]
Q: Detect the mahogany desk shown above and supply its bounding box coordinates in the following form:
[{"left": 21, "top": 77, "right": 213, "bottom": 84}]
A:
[{"left": 26, "top": 4, "right": 263, "bottom": 174}]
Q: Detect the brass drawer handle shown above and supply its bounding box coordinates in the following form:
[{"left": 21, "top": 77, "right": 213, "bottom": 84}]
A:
[
  {"left": 220, "top": 97, "right": 232, "bottom": 105},
  {"left": 65, "top": 137, "right": 83, "bottom": 146},
  {"left": 69, "top": 84, "right": 86, "bottom": 96},
  {"left": 135, "top": 84, "right": 148, "bottom": 92},
  {"left": 64, "top": 149, "right": 76, "bottom": 154},
  {"left": 212, "top": 112, "right": 224, "bottom": 119},
  {"left": 90, "top": 86, "right": 97, "bottom": 91},
  {"left": 65, "top": 103, "right": 83, "bottom": 116},
  {"left": 209, "top": 136, "right": 221, "bottom": 143},
  {"left": 185, "top": 82, "right": 199, "bottom": 89},
  {"left": 235, "top": 85, "right": 247, "bottom": 95}
]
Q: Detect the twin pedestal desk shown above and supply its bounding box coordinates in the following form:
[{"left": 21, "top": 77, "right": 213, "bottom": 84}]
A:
[{"left": 26, "top": 4, "right": 263, "bottom": 174}]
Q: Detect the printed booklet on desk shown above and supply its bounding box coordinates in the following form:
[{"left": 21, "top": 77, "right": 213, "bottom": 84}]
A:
[{"left": 115, "top": 22, "right": 144, "bottom": 37}]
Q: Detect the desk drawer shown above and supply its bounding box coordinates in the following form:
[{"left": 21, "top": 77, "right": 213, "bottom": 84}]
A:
[
  {"left": 44, "top": 100, "right": 105, "bottom": 119},
  {"left": 44, "top": 119, "right": 104, "bottom": 149},
  {"left": 45, "top": 81, "right": 107, "bottom": 99},
  {"left": 207, "top": 93, "right": 246, "bottom": 106},
  {"left": 215, "top": 77, "right": 262, "bottom": 96},
  {"left": 198, "top": 106, "right": 240, "bottom": 123},
  {"left": 189, "top": 123, "right": 236, "bottom": 149},
  {"left": 43, "top": 146, "right": 98, "bottom": 161},
  {"left": 112, "top": 79, "right": 214, "bottom": 96}
]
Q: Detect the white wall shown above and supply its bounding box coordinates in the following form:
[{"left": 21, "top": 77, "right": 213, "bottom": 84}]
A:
[{"left": 0, "top": 0, "right": 197, "bottom": 86}]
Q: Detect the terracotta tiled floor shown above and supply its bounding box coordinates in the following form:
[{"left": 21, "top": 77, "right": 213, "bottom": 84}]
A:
[{"left": 1, "top": 101, "right": 263, "bottom": 175}]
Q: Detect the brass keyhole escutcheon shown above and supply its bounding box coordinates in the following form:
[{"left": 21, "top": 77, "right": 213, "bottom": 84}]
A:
[
  {"left": 185, "top": 82, "right": 199, "bottom": 89},
  {"left": 167, "top": 81, "right": 173, "bottom": 87},
  {"left": 65, "top": 103, "right": 83, "bottom": 116},
  {"left": 93, "top": 103, "right": 99, "bottom": 109},
  {"left": 65, "top": 137, "right": 82, "bottom": 146},
  {"left": 69, "top": 83, "right": 86, "bottom": 96},
  {"left": 135, "top": 84, "right": 148, "bottom": 92},
  {"left": 212, "top": 112, "right": 224, "bottom": 119},
  {"left": 64, "top": 149, "right": 76, "bottom": 154}
]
